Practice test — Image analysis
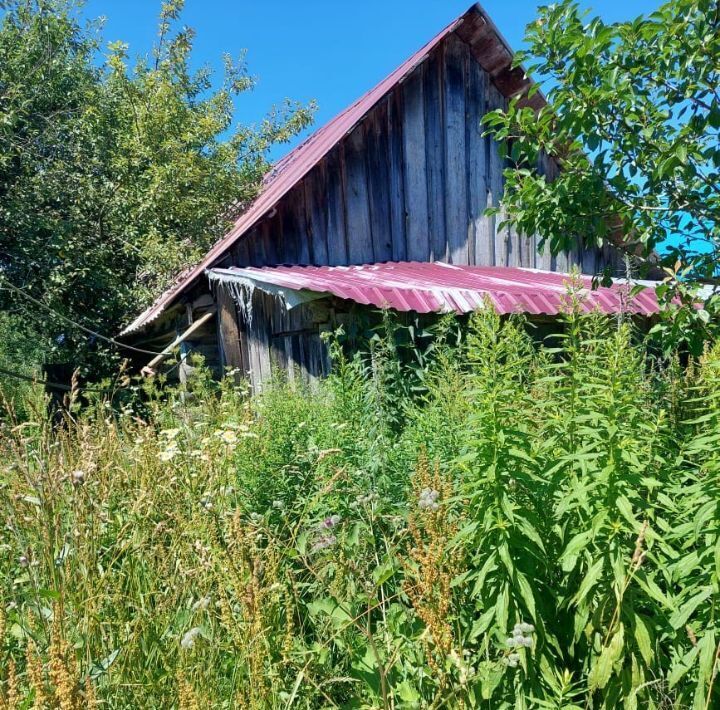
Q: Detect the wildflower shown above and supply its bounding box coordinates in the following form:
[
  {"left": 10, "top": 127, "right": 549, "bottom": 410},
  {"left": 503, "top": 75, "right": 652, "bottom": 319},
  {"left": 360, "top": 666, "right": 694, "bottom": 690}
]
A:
[
  {"left": 18, "top": 555, "right": 29, "bottom": 568},
  {"left": 71, "top": 470, "right": 85, "bottom": 485},
  {"left": 505, "top": 652, "right": 521, "bottom": 668},
  {"left": 356, "top": 492, "right": 378, "bottom": 506},
  {"left": 312, "top": 534, "right": 337, "bottom": 552},
  {"left": 219, "top": 430, "right": 237, "bottom": 445},
  {"left": 272, "top": 500, "right": 284, "bottom": 510},
  {"left": 249, "top": 512, "right": 263, "bottom": 523},
  {"left": 199, "top": 497, "right": 213, "bottom": 511},
  {"left": 418, "top": 488, "right": 440, "bottom": 511},
  {"left": 180, "top": 627, "right": 202, "bottom": 650},
  {"left": 162, "top": 428, "right": 181, "bottom": 440},
  {"left": 508, "top": 620, "right": 535, "bottom": 648},
  {"left": 320, "top": 514, "right": 341, "bottom": 529},
  {"left": 192, "top": 597, "right": 211, "bottom": 612},
  {"left": 158, "top": 444, "right": 179, "bottom": 462}
]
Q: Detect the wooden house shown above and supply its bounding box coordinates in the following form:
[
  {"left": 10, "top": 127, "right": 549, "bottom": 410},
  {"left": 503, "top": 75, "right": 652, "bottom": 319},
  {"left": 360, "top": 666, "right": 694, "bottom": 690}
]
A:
[{"left": 121, "top": 3, "right": 654, "bottom": 389}]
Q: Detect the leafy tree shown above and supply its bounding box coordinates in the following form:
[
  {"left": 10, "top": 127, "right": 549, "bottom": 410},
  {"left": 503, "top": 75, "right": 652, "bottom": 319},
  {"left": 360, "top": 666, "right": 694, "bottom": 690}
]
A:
[
  {"left": 483, "top": 0, "right": 719, "bottom": 351},
  {"left": 0, "top": 0, "right": 314, "bottom": 375}
]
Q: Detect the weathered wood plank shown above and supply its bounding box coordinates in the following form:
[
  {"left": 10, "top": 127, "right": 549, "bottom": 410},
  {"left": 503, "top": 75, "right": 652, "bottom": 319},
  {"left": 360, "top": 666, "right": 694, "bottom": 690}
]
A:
[
  {"left": 325, "top": 149, "right": 349, "bottom": 265},
  {"left": 246, "top": 290, "right": 272, "bottom": 391},
  {"left": 534, "top": 151, "right": 554, "bottom": 270},
  {"left": 465, "top": 45, "right": 490, "bottom": 265},
  {"left": 366, "top": 106, "right": 393, "bottom": 262},
  {"left": 216, "top": 287, "right": 243, "bottom": 373},
  {"left": 247, "top": 225, "right": 266, "bottom": 267},
  {"left": 277, "top": 195, "right": 308, "bottom": 265},
  {"left": 402, "top": 64, "right": 430, "bottom": 261},
  {"left": 294, "top": 186, "right": 311, "bottom": 265},
  {"left": 487, "top": 83, "right": 507, "bottom": 266},
  {"left": 259, "top": 218, "right": 279, "bottom": 265},
  {"left": 233, "top": 234, "right": 251, "bottom": 266},
  {"left": 304, "top": 168, "right": 329, "bottom": 265},
  {"left": 444, "top": 34, "right": 469, "bottom": 264},
  {"left": 581, "top": 245, "right": 597, "bottom": 275},
  {"left": 521, "top": 232, "right": 535, "bottom": 268},
  {"left": 344, "top": 128, "right": 374, "bottom": 263},
  {"left": 424, "top": 47, "right": 447, "bottom": 261},
  {"left": 387, "top": 91, "right": 407, "bottom": 261}
]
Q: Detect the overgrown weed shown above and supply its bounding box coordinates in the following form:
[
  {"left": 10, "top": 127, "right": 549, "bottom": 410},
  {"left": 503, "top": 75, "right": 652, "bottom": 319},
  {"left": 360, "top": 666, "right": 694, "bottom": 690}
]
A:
[{"left": 0, "top": 310, "right": 718, "bottom": 708}]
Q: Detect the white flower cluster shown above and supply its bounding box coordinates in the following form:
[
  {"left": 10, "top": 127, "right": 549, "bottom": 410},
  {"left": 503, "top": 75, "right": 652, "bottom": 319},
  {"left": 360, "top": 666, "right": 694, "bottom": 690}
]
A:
[
  {"left": 505, "top": 621, "right": 535, "bottom": 662},
  {"left": 192, "top": 596, "right": 211, "bottom": 612},
  {"left": 418, "top": 488, "right": 440, "bottom": 511},
  {"left": 180, "top": 627, "right": 202, "bottom": 650},
  {"left": 505, "top": 652, "right": 521, "bottom": 668},
  {"left": 350, "top": 491, "right": 378, "bottom": 509}
]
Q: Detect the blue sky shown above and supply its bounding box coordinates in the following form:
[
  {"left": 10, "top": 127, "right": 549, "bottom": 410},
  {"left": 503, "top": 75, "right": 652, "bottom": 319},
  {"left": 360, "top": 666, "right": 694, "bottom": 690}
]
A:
[{"left": 83, "top": 0, "right": 662, "bottom": 159}]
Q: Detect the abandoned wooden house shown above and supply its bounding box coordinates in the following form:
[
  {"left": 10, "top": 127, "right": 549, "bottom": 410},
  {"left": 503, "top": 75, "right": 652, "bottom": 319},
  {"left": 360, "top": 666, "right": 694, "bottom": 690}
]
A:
[{"left": 120, "top": 3, "right": 660, "bottom": 389}]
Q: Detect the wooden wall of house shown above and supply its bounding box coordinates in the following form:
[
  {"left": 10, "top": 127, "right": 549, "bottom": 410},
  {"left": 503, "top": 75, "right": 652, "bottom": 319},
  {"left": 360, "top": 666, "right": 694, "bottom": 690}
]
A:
[
  {"left": 220, "top": 31, "right": 624, "bottom": 278},
  {"left": 215, "top": 284, "right": 332, "bottom": 390}
]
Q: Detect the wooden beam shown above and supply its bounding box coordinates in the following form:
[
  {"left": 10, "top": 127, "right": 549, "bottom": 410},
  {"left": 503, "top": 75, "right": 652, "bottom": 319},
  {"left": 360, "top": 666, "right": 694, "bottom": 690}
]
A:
[{"left": 141, "top": 310, "right": 216, "bottom": 377}]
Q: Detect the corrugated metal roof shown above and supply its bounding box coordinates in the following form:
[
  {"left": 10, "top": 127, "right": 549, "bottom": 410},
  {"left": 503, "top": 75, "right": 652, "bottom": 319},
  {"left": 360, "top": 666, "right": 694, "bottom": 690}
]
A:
[
  {"left": 120, "top": 3, "right": 539, "bottom": 336},
  {"left": 206, "top": 262, "right": 662, "bottom": 316}
]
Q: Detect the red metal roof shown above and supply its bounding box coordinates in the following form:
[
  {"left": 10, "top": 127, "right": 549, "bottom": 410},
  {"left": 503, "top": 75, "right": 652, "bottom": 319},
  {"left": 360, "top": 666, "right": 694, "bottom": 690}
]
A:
[
  {"left": 207, "top": 262, "right": 661, "bottom": 316},
  {"left": 120, "top": 3, "right": 536, "bottom": 336}
]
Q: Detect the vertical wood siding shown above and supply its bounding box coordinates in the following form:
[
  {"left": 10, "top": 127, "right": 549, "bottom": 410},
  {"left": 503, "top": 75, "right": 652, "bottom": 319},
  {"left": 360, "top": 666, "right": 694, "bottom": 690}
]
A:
[
  {"left": 227, "top": 31, "right": 619, "bottom": 277},
  {"left": 215, "top": 30, "right": 626, "bottom": 390}
]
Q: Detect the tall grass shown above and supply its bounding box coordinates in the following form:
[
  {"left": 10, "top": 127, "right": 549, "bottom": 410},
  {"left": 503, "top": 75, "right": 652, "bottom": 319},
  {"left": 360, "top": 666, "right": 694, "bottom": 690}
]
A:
[{"left": 1, "top": 308, "right": 719, "bottom": 708}]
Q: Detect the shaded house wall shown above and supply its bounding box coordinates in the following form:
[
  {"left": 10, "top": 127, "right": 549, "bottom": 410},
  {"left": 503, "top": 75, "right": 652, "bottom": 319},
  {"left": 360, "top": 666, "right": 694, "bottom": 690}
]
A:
[{"left": 127, "top": 9, "right": 627, "bottom": 389}]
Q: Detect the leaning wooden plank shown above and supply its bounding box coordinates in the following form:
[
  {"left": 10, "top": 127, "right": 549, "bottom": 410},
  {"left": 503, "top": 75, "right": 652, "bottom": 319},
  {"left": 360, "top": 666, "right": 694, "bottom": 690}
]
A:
[{"left": 142, "top": 310, "right": 216, "bottom": 376}]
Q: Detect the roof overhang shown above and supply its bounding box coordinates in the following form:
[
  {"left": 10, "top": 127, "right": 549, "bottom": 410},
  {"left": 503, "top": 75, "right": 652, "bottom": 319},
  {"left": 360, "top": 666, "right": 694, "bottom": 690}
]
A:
[{"left": 205, "top": 262, "right": 668, "bottom": 317}]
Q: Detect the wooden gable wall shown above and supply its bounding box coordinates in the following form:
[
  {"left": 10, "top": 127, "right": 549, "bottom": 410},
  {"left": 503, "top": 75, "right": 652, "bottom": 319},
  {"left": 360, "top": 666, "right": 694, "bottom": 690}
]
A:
[{"left": 219, "top": 31, "right": 623, "bottom": 276}]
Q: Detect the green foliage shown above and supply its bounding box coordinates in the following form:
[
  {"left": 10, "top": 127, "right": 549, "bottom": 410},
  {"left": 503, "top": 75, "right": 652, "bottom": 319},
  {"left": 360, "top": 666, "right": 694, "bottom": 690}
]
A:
[
  {"left": 0, "top": 0, "right": 314, "bottom": 374},
  {"left": 2, "top": 312, "right": 720, "bottom": 707},
  {"left": 483, "top": 0, "right": 720, "bottom": 352},
  {"left": 0, "top": 313, "right": 45, "bottom": 419}
]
